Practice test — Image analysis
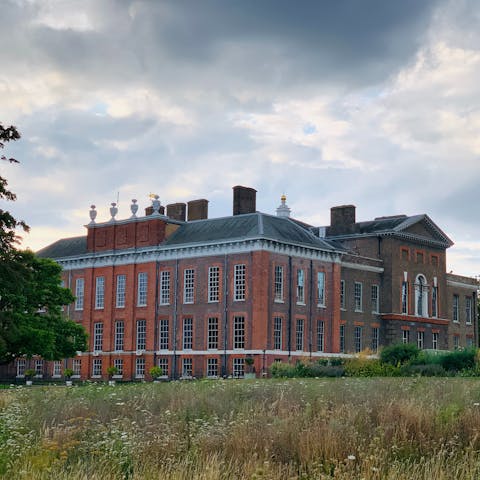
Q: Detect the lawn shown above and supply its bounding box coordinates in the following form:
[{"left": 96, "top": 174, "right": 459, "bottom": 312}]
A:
[{"left": 1, "top": 378, "right": 480, "bottom": 479}]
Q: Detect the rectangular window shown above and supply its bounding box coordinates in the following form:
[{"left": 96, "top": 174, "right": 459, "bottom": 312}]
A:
[
  {"left": 184, "top": 269, "right": 195, "bottom": 304},
  {"left": 417, "top": 331, "right": 425, "bottom": 349},
  {"left": 401, "top": 281, "right": 408, "bottom": 314},
  {"left": 114, "top": 358, "right": 123, "bottom": 376},
  {"left": 371, "top": 327, "right": 379, "bottom": 352},
  {"left": 137, "top": 272, "right": 148, "bottom": 306},
  {"left": 135, "top": 358, "right": 145, "bottom": 378},
  {"left": 401, "top": 248, "right": 409, "bottom": 261},
  {"left": 35, "top": 359, "right": 43, "bottom": 376},
  {"left": 453, "top": 295, "right": 459, "bottom": 322},
  {"left": 354, "top": 282, "right": 363, "bottom": 312},
  {"left": 136, "top": 319, "right": 146, "bottom": 351},
  {"left": 317, "top": 320, "right": 325, "bottom": 352},
  {"left": 92, "top": 358, "right": 102, "bottom": 376},
  {"left": 16, "top": 359, "right": 26, "bottom": 377},
  {"left": 158, "top": 358, "right": 169, "bottom": 376},
  {"left": 182, "top": 358, "right": 193, "bottom": 377},
  {"left": 467, "top": 337, "right": 474, "bottom": 348},
  {"left": 431, "top": 286, "right": 438, "bottom": 318},
  {"left": 75, "top": 278, "right": 85, "bottom": 310},
  {"left": 296, "top": 319, "right": 304, "bottom": 351},
  {"left": 416, "top": 252, "right": 424, "bottom": 264},
  {"left": 207, "top": 358, "right": 218, "bottom": 377},
  {"left": 159, "top": 319, "right": 169, "bottom": 350},
  {"left": 431, "top": 255, "right": 439, "bottom": 267},
  {"left": 273, "top": 317, "right": 282, "bottom": 350},
  {"left": 93, "top": 322, "right": 103, "bottom": 352},
  {"left": 274, "top": 266, "right": 284, "bottom": 302},
  {"left": 466, "top": 297, "right": 473, "bottom": 324},
  {"left": 72, "top": 359, "right": 81, "bottom": 376},
  {"left": 183, "top": 318, "right": 193, "bottom": 350},
  {"left": 371, "top": 285, "right": 379, "bottom": 314},
  {"left": 354, "top": 326, "right": 362, "bottom": 353},
  {"left": 160, "top": 271, "right": 171, "bottom": 305},
  {"left": 297, "top": 270, "right": 305, "bottom": 304},
  {"left": 53, "top": 361, "right": 61, "bottom": 377},
  {"left": 339, "top": 325, "right": 345, "bottom": 353},
  {"left": 207, "top": 317, "right": 219, "bottom": 349},
  {"left": 234, "top": 264, "right": 246, "bottom": 301},
  {"left": 317, "top": 271, "right": 326, "bottom": 306},
  {"left": 116, "top": 274, "right": 126, "bottom": 308},
  {"left": 454, "top": 335, "right": 459, "bottom": 349},
  {"left": 114, "top": 321, "right": 124, "bottom": 351},
  {"left": 208, "top": 266, "right": 220, "bottom": 302},
  {"left": 95, "top": 276, "right": 105, "bottom": 309},
  {"left": 402, "top": 329, "right": 410, "bottom": 344},
  {"left": 432, "top": 332, "right": 438, "bottom": 350},
  {"left": 233, "top": 358, "right": 245, "bottom": 378},
  {"left": 233, "top": 316, "right": 245, "bottom": 349},
  {"left": 340, "top": 280, "right": 346, "bottom": 310}
]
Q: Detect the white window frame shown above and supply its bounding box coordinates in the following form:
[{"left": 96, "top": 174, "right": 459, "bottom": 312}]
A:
[
  {"left": 453, "top": 294, "right": 459, "bottom": 322},
  {"left": 297, "top": 270, "right": 305, "bottom": 304},
  {"left": 159, "top": 319, "right": 169, "bottom": 350},
  {"left": 183, "top": 269, "right": 195, "bottom": 304},
  {"left": 208, "top": 266, "right": 220, "bottom": 303},
  {"left": 75, "top": 278, "right": 85, "bottom": 310},
  {"left": 317, "top": 320, "right": 324, "bottom": 352},
  {"left": 207, "top": 358, "right": 218, "bottom": 378},
  {"left": 296, "top": 319, "right": 304, "bottom": 351},
  {"left": 136, "top": 319, "right": 147, "bottom": 351},
  {"left": 340, "top": 280, "right": 346, "bottom": 310},
  {"left": 35, "top": 359, "right": 44, "bottom": 377},
  {"left": 16, "top": 359, "right": 26, "bottom": 377},
  {"left": 354, "top": 326, "right": 362, "bottom": 353},
  {"left": 417, "top": 330, "right": 425, "bottom": 349},
  {"left": 401, "top": 281, "right": 409, "bottom": 314},
  {"left": 234, "top": 264, "right": 246, "bottom": 301},
  {"left": 354, "top": 282, "right": 363, "bottom": 312},
  {"left": 137, "top": 272, "right": 148, "bottom": 307},
  {"left": 53, "top": 361, "right": 62, "bottom": 377},
  {"left": 339, "top": 324, "right": 345, "bottom": 353},
  {"left": 95, "top": 276, "right": 105, "bottom": 310},
  {"left": 157, "top": 358, "right": 169, "bottom": 377},
  {"left": 414, "top": 274, "right": 428, "bottom": 317},
  {"left": 135, "top": 357, "right": 145, "bottom": 378},
  {"left": 233, "top": 358, "right": 245, "bottom": 378},
  {"left": 233, "top": 316, "right": 245, "bottom": 349},
  {"left": 92, "top": 358, "right": 102, "bottom": 377},
  {"left": 432, "top": 332, "right": 438, "bottom": 350},
  {"left": 431, "top": 286, "right": 438, "bottom": 318},
  {"left": 114, "top": 320, "right": 124, "bottom": 352},
  {"left": 114, "top": 358, "right": 123, "bottom": 376},
  {"left": 160, "top": 271, "right": 171, "bottom": 305},
  {"left": 274, "top": 266, "right": 284, "bottom": 302},
  {"left": 402, "top": 329, "right": 410, "bottom": 344},
  {"left": 317, "top": 271, "right": 326, "bottom": 307},
  {"left": 207, "top": 317, "right": 219, "bottom": 350},
  {"left": 273, "top": 316, "right": 282, "bottom": 350},
  {"left": 72, "top": 359, "right": 81, "bottom": 376},
  {"left": 371, "top": 285, "right": 379, "bottom": 314},
  {"left": 182, "top": 358, "right": 193, "bottom": 377},
  {"left": 371, "top": 327, "right": 379, "bottom": 352},
  {"left": 183, "top": 318, "right": 193, "bottom": 350},
  {"left": 93, "top": 322, "right": 103, "bottom": 352},
  {"left": 466, "top": 296, "right": 473, "bottom": 324},
  {"left": 116, "top": 274, "right": 126, "bottom": 308}
]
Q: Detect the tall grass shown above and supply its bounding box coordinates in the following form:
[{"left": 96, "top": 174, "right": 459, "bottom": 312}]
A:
[{"left": 2, "top": 378, "right": 480, "bottom": 479}]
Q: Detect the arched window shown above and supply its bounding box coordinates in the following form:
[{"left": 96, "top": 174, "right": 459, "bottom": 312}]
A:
[{"left": 414, "top": 274, "right": 428, "bottom": 317}]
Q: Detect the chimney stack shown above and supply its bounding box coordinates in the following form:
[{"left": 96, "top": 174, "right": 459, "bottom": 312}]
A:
[
  {"left": 187, "top": 199, "right": 209, "bottom": 221},
  {"left": 166, "top": 202, "right": 187, "bottom": 221},
  {"left": 329, "top": 205, "right": 356, "bottom": 235},
  {"left": 233, "top": 186, "right": 257, "bottom": 215}
]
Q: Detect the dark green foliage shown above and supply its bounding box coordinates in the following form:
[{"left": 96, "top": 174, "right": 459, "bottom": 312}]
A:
[
  {"left": 380, "top": 343, "right": 420, "bottom": 366},
  {"left": 439, "top": 348, "right": 476, "bottom": 372},
  {"left": 402, "top": 363, "right": 446, "bottom": 376},
  {"left": 0, "top": 124, "right": 88, "bottom": 364}
]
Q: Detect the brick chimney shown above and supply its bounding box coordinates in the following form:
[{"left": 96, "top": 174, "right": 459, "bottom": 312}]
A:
[
  {"left": 233, "top": 186, "right": 257, "bottom": 215},
  {"left": 329, "top": 205, "right": 356, "bottom": 235},
  {"left": 166, "top": 202, "right": 187, "bottom": 221},
  {"left": 187, "top": 199, "right": 208, "bottom": 221}
]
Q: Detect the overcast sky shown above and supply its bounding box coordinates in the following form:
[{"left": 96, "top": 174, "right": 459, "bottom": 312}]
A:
[{"left": 2, "top": 0, "right": 480, "bottom": 277}]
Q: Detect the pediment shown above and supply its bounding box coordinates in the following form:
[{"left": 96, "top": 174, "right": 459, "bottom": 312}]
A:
[{"left": 395, "top": 215, "right": 453, "bottom": 248}]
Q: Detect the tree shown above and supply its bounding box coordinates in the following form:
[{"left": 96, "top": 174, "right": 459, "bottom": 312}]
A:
[{"left": 0, "top": 124, "right": 87, "bottom": 364}]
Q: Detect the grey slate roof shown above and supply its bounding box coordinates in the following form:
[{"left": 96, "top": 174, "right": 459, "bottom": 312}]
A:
[
  {"left": 36, "top": 235, "right": 87, "bottom": 259},
  {"left": 36, "top": 212, "right": 337, "bottom": 260}
]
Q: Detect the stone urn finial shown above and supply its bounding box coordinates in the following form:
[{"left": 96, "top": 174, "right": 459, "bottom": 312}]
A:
[
  {"left": 89, "top": 205, "right": 97, "bottom": 224},
  {"left": 130, "top": 199, "right": 138, "bottom": 218},
  {"left": 152, "top": 195, "right": 161, "bottom": 215},
  {"left": 110, "top": 202, "right": 118, "bottom": 221}
]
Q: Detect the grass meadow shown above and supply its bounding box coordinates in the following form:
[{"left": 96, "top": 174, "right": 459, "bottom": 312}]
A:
[{"left": 2, "top": 378, "right": 480, "bottom": 479}]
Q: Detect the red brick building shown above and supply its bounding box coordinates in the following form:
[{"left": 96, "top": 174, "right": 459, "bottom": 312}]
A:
[{"left": 8, "top": 186, "right": 478, "bottom": 380}]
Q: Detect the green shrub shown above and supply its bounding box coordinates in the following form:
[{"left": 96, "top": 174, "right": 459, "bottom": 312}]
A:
[
  {"left": 402, "top": 363, "right": 446, "bottom": 376},
  {"left": 439, "top": 348, "right": 477, "bottom": 372},
  {"left": 329, "top": 357, "right": 344, "bottom": 367},
  {"left": 380, "top": 343, "right": 420, "bottom": 366},
  {"left": 409, "top": 350, "right": 443, "bottom": 366},
  {"left": 344, "top": 357, "right": 400, "bottom": 377},
  {"left": 270, "top": 362, "right": 296, "bottom": 378}
]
